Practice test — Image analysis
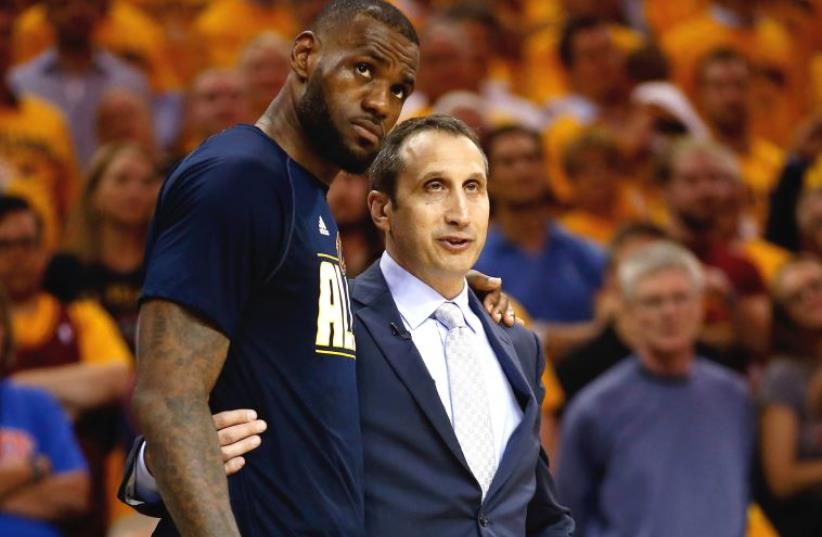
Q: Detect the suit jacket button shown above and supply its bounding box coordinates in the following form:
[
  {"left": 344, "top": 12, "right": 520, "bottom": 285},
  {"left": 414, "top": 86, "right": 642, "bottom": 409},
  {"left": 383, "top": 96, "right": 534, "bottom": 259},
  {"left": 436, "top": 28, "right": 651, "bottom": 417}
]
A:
[{"left": 479, "top": 515, "right": 489, "bottom": 527}]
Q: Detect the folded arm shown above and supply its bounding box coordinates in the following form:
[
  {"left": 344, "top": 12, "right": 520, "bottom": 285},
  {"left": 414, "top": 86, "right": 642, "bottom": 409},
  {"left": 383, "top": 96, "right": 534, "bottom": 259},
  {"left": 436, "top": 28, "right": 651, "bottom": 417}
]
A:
[
  {"left": 12, "top": 362, "right": 130, "bottom": 418},
  {"left": 761, "top": 405, "right": 822, "bottom": 498},
  {"left": 0, "top": 470, "right": 89, "bottom": 521}
]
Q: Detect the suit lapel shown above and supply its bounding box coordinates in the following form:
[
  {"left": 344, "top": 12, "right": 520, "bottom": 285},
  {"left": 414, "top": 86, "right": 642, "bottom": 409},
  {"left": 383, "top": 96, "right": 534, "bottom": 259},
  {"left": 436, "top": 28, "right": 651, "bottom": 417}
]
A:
[
  {"left": 468, "top": 294, "right": 540, "bottom": 500},
  {"left": 352, "top": 264, "right": 471, "bottom": 475}
]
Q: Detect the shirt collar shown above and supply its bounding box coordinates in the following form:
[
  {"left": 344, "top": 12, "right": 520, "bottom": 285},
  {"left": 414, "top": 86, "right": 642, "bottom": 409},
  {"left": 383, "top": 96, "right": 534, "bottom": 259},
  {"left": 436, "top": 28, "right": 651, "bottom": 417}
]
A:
[
  {"left": 379, "top": 251, "right": 476, "bottom": 332},
  {"left": 41, "top": 48, "right": 108, "bottom": 75}
]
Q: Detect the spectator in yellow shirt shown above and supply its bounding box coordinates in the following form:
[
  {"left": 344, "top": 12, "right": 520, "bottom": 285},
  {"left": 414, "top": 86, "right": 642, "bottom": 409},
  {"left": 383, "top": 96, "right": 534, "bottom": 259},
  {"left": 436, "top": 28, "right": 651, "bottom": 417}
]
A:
[
  {"left": 542, "top": 17, "right": 634, "bottom": 201},
  {"left": 696, "top": 47, "right": 784, "bottom": 233},
  {"left": 559, "top": 128, "right": 645, "bottom": 245},
  {"left": 522, "top": 4, "right": 643, "bottom": 106},
  {"left": 0, "top": 195, "right": 131, "bottom": 537},
  {"left": 193, "top": 0, "right": 298, "bottom": 69},
  {"left": 661, "top": 0, "right": 799, "bottom": 146},
  {"left": 0, "top": 5, "right": 79, "bottom": 251}
]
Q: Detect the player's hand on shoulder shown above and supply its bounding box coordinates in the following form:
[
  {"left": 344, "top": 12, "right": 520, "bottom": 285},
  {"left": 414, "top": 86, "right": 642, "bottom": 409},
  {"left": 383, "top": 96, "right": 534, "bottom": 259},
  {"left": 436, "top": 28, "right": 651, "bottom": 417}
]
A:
[{"left": 466, "top": 270, "right": 520, "bottom": 327}]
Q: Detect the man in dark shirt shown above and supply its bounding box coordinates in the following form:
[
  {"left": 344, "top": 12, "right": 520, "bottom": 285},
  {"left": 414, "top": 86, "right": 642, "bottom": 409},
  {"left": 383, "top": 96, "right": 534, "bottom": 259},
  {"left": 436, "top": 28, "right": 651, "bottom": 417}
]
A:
[{"left": 130, "top": 2, "right": 421, "bottom": 536}]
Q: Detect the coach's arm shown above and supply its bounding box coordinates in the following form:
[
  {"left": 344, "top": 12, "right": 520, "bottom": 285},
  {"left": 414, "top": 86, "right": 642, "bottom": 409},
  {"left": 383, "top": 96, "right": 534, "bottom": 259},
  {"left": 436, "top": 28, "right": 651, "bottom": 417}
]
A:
[{"left": 131, "top": 300, "right": 241, "bottom": 537}]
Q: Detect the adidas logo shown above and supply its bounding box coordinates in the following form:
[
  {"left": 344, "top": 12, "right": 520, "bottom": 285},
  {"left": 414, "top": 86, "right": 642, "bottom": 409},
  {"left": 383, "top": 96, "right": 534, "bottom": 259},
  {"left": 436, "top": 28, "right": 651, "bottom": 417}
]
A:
[{"left": 318, "top": 215, "right": 330, "bottom": 236}]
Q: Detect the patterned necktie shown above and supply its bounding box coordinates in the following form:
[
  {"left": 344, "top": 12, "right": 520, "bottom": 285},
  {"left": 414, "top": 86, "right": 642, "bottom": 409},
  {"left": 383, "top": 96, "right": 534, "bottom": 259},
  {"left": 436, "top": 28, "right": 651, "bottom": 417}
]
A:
[{"left": 435, "top": 301, "right": 497, "bottom": 498}]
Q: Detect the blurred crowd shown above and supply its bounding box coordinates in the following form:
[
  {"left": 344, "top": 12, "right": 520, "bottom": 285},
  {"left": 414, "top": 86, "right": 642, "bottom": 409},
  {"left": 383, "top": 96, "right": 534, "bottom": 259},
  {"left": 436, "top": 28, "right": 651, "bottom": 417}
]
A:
[{"left": 0, "top": 0, "right": 822, "bottom": 536}]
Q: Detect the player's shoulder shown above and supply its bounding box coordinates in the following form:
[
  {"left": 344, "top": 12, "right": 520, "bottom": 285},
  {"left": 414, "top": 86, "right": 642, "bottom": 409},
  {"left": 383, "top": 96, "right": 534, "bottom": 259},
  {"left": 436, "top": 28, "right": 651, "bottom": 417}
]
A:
[
  {"left": 191, "top": 125, "right": 287, "bottom": 171},
  {"left": 170, "top": 126, "right": 290, "bottom": 197}
]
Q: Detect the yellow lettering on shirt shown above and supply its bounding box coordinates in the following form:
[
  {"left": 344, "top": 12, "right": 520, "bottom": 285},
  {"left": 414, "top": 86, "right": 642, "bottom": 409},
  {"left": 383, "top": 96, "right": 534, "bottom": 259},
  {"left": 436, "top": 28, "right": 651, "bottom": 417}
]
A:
[{"left": 315, "top": 258, "right": 356, "bottom": 359}]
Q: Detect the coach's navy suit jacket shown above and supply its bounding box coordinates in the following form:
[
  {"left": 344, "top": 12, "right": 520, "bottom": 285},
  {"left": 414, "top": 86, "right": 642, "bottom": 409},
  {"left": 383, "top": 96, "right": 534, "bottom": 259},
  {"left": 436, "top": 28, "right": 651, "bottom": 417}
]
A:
[
  {"left": 119, "top": 262, "right": 573, "bottom": 536},
  {"left": 350, "top": 262, "right": 573, "bottom": 537}
]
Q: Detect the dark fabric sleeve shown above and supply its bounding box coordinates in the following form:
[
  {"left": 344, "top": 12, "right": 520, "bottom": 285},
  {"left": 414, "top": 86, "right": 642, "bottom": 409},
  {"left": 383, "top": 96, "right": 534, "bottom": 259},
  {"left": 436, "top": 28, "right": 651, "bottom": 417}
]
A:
[
  {"left": 116, "top": 436, "right": 170, "bottom": 519},
  {"left": 765, "top": 156, "right": 811, "bottom": 252},
  {"left": 759, "top": 360, "right": 807, "bottom": 412},
  {"left": 526, "top": 331, "right": 576, "bottom": 536},
  {"left": 140, "top": 155, "right": 287, "bottom": 338}
]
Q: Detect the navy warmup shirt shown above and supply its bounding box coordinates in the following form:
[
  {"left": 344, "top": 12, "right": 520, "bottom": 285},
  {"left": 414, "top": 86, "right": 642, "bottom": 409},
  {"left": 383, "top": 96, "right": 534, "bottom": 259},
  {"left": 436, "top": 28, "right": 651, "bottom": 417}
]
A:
[{"left": 142, "top": 125, "right": 363, "bottom": 536}]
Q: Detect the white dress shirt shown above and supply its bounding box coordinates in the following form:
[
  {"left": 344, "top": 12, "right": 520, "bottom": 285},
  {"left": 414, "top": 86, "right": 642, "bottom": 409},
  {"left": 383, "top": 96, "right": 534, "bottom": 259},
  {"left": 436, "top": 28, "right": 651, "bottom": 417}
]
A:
[
  {"left": 379, "top": 252, "right": 523, "bottom": 466},
  {"left": 133, "top": 252, "right": 524, "bottom": 498}
]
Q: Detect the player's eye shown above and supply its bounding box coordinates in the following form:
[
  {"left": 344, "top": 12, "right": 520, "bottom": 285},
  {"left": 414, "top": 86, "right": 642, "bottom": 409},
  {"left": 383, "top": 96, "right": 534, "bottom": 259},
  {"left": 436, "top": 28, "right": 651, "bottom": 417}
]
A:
[
  {"left": 390, "top": 85, "right": 406, "bottom": 100},
  {"left": 355, "top": 63, "right": 372, "bottom": 78}
]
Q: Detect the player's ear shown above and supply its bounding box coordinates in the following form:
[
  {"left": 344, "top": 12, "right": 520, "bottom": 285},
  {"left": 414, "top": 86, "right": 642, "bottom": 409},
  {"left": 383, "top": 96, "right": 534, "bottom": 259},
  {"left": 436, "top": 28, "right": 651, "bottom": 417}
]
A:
[
  {"left": 368, "top": 190, "right": 391, "bottom": 232},
  {"left": 291, "top": 31, "right": 320, "bottom": 82}
]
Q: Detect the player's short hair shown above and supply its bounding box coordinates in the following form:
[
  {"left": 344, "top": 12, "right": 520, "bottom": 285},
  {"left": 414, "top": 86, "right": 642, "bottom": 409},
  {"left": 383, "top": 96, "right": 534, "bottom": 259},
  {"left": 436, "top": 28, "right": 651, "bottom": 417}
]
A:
[
  {"left": 0, "top": 195, "right": 43, "bottom": 244},
  {"left": 311, "top": 0, "right": 419, "bottom": 46},
  {"left": 559, "top": 16, "right": 607, "bottom": 69},
  {"left": 369, "top": 115, "right": 485, "bottom": 203}
]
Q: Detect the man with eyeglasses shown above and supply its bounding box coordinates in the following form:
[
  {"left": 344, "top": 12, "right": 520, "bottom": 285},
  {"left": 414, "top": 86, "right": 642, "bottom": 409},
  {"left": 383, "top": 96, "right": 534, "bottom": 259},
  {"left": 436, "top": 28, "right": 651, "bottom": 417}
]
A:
[
  {"left": 556, "top": 240, "right": 754, "bottom": 537},
  {"left": 0, "top": 194, "right": 131, "bottom": 537}
]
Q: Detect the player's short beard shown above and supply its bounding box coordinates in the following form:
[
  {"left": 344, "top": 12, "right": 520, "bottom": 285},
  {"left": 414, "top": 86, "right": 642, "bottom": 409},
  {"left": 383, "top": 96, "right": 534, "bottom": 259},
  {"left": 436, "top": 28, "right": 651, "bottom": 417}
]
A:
[{"left": 296, "top": 73, "right": 375, "bottom": 174}]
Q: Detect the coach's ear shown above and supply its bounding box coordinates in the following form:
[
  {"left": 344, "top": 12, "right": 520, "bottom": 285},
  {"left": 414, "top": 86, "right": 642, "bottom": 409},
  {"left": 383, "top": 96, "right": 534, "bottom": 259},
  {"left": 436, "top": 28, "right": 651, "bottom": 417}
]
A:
[
  {"left": 368, "top": 190, "right": 391, "bottom": 232},
  {"left": 291, "top": 31, "right": 320, "bottom": 82}
]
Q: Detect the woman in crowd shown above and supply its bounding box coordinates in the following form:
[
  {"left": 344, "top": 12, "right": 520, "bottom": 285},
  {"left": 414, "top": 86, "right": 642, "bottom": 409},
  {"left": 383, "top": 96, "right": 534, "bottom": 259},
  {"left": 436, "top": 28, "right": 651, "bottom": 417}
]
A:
[
  {"left": 46, "top": 143, "right": 161, "bottom": 352},
  {"left": 760, "top": 256, "right": 822, "bottom": 537}
]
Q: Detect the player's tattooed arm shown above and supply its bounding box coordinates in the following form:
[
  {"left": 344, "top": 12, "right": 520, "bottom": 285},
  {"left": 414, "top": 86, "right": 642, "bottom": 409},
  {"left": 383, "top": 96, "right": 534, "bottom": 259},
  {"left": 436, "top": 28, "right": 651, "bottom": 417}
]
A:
[{"left": 131, "top": 300, "right": 241, "bottom": 537}]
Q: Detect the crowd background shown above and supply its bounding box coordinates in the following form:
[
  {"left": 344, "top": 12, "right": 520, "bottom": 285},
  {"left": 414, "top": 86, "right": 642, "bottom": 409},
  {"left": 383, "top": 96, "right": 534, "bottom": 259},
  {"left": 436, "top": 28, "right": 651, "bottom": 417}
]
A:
[{"left": 1, "top": 0, "right": 822, "bottom": 536}]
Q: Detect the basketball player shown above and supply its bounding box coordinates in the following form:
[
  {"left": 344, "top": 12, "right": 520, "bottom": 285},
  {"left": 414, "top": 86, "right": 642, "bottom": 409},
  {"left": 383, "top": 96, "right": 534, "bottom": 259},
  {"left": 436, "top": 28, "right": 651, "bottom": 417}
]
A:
[{"left": 130, "top": 2, "right": 511, "bottom": 536}]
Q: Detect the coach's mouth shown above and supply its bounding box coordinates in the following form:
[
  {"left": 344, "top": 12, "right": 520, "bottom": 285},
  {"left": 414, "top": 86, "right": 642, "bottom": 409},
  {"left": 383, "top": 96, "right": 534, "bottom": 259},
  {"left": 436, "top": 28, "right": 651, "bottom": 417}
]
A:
[{"left": 437, "top": 235, "right": 474, "bottom": 253}]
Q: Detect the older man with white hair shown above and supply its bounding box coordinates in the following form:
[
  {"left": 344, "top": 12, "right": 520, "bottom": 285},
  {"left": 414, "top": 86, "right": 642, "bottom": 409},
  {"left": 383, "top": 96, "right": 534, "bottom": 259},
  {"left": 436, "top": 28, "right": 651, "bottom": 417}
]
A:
[{"left": 556, "top": 241, "right": 754, "bottom": 537}]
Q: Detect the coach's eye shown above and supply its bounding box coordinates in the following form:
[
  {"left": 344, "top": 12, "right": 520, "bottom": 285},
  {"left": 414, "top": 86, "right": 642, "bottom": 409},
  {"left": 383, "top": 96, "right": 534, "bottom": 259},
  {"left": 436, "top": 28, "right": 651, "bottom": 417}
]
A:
[
  {"left": 465, "top": 180, "right": 481, "bottom": 193},
  {"left": 355, "top": 63, "right": 372, "bottom": 78},
  {"left": 425, "top": 180, "right": 444, "bottom": 192}
]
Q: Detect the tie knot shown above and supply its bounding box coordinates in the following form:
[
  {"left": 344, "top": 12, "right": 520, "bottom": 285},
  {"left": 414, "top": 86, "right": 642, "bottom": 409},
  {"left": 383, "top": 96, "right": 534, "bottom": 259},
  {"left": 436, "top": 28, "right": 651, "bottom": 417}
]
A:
[{"left": 435, "top": 302, "right": 466, "bottom": 330}]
